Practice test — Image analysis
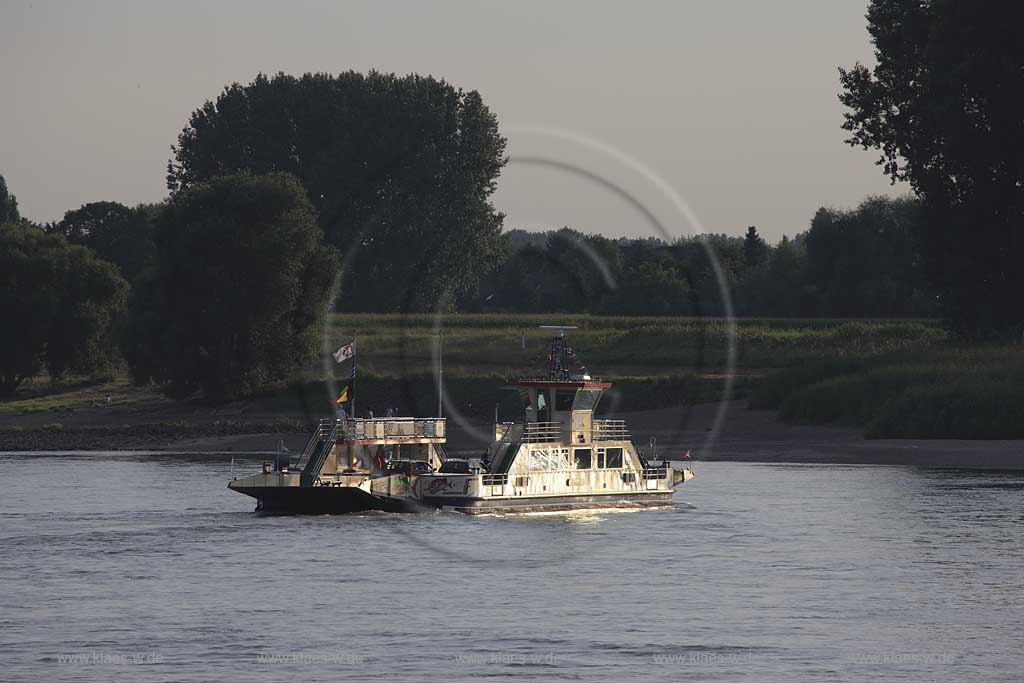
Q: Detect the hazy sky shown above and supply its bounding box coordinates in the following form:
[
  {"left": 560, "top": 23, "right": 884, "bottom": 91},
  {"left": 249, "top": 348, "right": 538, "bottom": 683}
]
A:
[{"left": 1, "top": 0, "right": 905, "bottom": 242}]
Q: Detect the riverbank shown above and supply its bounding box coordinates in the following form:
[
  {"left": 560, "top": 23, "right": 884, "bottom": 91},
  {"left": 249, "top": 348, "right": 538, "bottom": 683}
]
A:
[{"left": 2, "top": 400, "right": 1020, "bottom": 468}]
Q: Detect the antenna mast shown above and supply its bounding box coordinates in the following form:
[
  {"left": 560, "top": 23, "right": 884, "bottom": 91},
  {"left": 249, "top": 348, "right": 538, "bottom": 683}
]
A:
[
  {"left": 538, "top": 325, "right": 578, "bottom": 381},
  {"left": 437, "top": 332, "right": 444, "bottom": 418}
]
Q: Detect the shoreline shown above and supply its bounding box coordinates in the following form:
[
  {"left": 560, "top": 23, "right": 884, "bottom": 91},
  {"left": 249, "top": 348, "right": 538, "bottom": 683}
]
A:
[{"left": 2, "top": 401, "right": 1021, "bottom": 469}]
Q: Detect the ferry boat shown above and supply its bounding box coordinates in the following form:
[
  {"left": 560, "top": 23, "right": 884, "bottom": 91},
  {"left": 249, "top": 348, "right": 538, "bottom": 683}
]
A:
[{"left": 228, "top": 327, "right": 693, "bottom": 514}]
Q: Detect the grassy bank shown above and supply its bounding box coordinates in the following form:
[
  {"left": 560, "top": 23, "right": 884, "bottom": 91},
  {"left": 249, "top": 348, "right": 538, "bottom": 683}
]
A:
[
  {"left": 326, "top": 314, "right": 944, "bottom": 374},
  {"left": 751, "top": 346, "right": 1024, "bottom": 439},
  {"left": 7, "top": 315, "right": 1019, "bottom": 444}
]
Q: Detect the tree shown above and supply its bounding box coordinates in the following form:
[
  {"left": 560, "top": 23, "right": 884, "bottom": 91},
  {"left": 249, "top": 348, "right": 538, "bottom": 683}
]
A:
[
  {"left": 601, "top": 260, "right": 693, "bottom": 316},
  {"left": 804, "top": 196, "right": 935, "bottom": 318},
  {"left": 743, "top": 226, "right": 768, "bottom": 269},
  {"left": 126, "top": 174, "right": 338, "bottom": 400},
  {"left": 839, "top": 1, "right": 1024, "bottom": 336},
  {"left": 166, "top": 71, "right": 507, "bottom": 312},
  {"left": 0, "top": 223, "right": 128, "bottom": 397},
  {"left": 0, "top": 174, "right": 20, "bottom": 223},
  {"left": 49, "top": 201, "right": 156, "bottom": 284},
  {"left": 736, "top": 235, "right": 818, "bottom": 317},
  {"left": 669, "top": 234, "right": 745, "bottom": 317}
]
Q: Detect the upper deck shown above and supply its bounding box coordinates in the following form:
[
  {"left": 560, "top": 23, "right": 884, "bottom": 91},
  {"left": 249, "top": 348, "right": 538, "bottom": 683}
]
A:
[{"left": 331, "top": 416, "right": 446, "bottom": 445}]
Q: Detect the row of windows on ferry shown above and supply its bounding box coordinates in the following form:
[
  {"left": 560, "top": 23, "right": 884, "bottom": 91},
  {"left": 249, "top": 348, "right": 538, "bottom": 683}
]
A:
[
  {"left": 527, "top": 389, "right": 601, "bottom": 418},
  {"left": 526, "top": 447, "right": 624, "bottom": 471}
]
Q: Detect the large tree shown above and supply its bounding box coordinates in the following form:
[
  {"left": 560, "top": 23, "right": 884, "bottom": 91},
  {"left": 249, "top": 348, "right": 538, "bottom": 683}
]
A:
[
  {"left": 126, "top": 174, "right": 338, "bottom": 400},
  {"left": 49, "top": 201, "right": 156, "bottom": 284},
  {"left": 166, "top": 71, "right": 507, "bottom": 312},
  {"left": 839, "top": 1, "right": 1024, "bottom": 336},
  {"left": 0, "top": 223, "right": 128, "bottom": 397}
]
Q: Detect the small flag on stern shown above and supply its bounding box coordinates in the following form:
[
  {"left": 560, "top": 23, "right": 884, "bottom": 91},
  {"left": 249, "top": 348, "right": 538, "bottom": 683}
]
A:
[
  {"left": 335, "top": 382, "right": 351, "bottom": 404},
  {"left": 332, "top": 340, "right": 355, "bottom": 363}
]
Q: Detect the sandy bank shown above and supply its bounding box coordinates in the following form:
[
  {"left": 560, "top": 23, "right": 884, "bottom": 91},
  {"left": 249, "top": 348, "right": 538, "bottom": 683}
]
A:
[{"left": 1, "top": 401, "right": 1020, "bottom": 468}]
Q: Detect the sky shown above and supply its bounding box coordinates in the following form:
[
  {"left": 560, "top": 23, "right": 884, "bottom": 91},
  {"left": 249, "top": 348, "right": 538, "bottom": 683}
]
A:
[{"left": 0, "top": 0, "right": 906, "bottom": 243}]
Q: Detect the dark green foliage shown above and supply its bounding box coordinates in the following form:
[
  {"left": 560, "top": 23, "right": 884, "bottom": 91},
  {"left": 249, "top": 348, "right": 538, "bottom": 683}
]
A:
[
  {"left": 0, "top": 174, "right": 19, "bottom": 223},
  {"left": 601, "top": 261, "right": 692, "bottom": 316},
  {"left": 749, "top": 356, "right": 869, "bottom": 410},
  {"left": 778, "top": 365, "right": 943, "bottom": 425},
  {"left": 742, "top": 226, "right": 767, "bottom": 268},
  {"left": 49, "top": 201, "right": 157, "bottom": 284},
  {"left": 483, "top": 228, "right": 629, "bottom": 313},
  {"left": 736, "top": 234, "right": 817, "bottom": 317},
  {"left": 167, "top": 71, "right": 507, "bottom": 312},
  {"left": 753, "top": 345, "right": 1024, "bottom": 438},
  {"left": 867, "top": 379, "right": 1024, "bottom": 439},
  {"left": 804, "top": 196, "right": 935, "bottom": 317},
  {"left": 126, "top": 174, "right": 338, "bottom": 400},
  {"left": 840, "top": 1, "right": 1024, "bottom": 337},
  {"left": 481, "top": 209, "right": 935, "bottom": 318},
  {"left": 0, "top": 222, "right": 128, "bottom": 397}
]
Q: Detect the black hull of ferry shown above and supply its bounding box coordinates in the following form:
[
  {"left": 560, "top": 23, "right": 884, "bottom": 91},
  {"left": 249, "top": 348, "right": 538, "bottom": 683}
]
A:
[
  {"left": 419, "top": 490, "right": 676, "bottom": 515},
  {"left": 231, "top": 485, "right": 415, "bottom": 515},
  {"left": 231, "top": 487, "right": 675, "bottom": 515}
]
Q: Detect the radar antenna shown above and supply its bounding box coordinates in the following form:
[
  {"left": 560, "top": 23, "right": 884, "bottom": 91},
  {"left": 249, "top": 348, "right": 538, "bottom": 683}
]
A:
[{"left": 539, "top": 325, "right": 579, "bottom": 381}]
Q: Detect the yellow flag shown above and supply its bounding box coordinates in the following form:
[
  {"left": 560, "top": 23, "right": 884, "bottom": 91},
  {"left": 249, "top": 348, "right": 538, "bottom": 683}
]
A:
[{"left": 335, "top": 385, "right": 349, "bottom": 404}]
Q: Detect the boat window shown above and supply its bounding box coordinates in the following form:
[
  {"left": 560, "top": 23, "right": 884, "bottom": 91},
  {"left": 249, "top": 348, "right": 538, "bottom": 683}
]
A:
[
  {"left": 555, "top": 390, "right": 575, "bottom": 411},
  {"left": 573, "top": 448, "right": 592, "bottom": 469},
  {"left": 596, "top": 448, "right": 606, "bottom": 468},
  {"left": 605, "top": 447, "right": 623, "bottom": 468},
  {"left": 550, "top": 448, "right": 569, "bottom": 470},
  {"left": 572, "top": 389, "right": 602, "bottom": 412},
  {"left": 439, "top": 460, "right": 470, "bottom": 474},
  {"left": 528, "top": 449, "right": 549, "bottom": 471}
]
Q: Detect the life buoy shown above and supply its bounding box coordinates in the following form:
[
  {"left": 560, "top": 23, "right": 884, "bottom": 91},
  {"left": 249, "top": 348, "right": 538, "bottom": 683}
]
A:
[{"left": 373, "top": 453, "right": 386, "bottom": 471}]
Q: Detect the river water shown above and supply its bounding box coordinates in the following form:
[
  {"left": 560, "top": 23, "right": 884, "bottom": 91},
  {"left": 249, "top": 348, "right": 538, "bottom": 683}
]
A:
[{"left": 1, "top": 453, "right": 1022, "bottom": 682}]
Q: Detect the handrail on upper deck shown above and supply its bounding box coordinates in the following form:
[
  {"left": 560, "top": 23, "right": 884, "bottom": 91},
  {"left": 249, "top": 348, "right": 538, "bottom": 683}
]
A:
[
  {"left": 331, "top": 416, "right": 447, "bottom": 440},
  {"left": 522, "top": 421, "right": 562, "bottom": 443},
  {"left": 593, "top": 419, "right": 630, "bottom": 441}
]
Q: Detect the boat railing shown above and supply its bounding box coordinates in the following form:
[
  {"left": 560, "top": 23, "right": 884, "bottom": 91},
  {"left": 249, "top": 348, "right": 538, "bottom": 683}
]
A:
[
  {"left": 482, "top": 473, "right": 509, "bottom": 486},
  {"left": 522, "top": 421, "right": 562, "bottom": 443},
  {"left": 593, "top": 419, "right": 630, "bottom": 441},
  {"left": 642, "top": 467, "right": 669, "bottom": 480},
  {"left": 292, "top": 418, "right": 336, "bottom": 470},
  {"left": 338, "top": 417, "right": 447, "bottom": 440}
]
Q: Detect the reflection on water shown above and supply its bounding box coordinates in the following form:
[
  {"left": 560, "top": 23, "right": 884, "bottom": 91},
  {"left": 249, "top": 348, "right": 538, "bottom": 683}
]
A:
[{"left": 1, "top": 455, "right": 1022, "bottom": 682}]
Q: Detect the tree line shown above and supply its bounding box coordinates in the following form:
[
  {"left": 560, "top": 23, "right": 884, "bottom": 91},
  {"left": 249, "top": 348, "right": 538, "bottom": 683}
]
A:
[
  {"left": 0, "top": 161, "right": 937, "bottom": 402},
  {"left": 471, "top": 196, "right": 935, "bottom": 318}
]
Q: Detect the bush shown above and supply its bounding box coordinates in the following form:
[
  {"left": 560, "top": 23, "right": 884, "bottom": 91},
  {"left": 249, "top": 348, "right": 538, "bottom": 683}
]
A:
[
  {"left": 750, "top": 357, "right": 867, "bottom": 410},
  {"left": 754, "top": 344, "right": 1024, "bottom": 439},
  {"left": 868, "top": 379, "right": 1024, "bottom": 439}
]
